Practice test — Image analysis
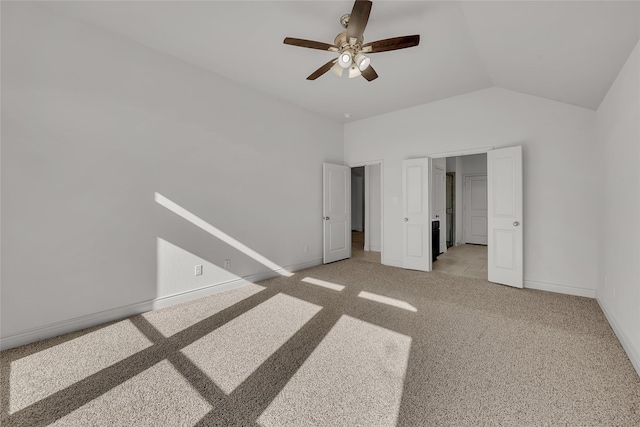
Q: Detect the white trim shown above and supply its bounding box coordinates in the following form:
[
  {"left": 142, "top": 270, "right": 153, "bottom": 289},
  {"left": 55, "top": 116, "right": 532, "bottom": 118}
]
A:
[
  {"left": 597, "top": 298, "right": 640, "bottom": 377},
  {"left": 288, "top": 258, "right": 324, "bottom": 272},
  {"left": 0, "top": 258, "right": 322, "bottom": 351},
  {"left": 0, "top": 300, "right": 154, "bottom": 352},
  {"left": 364, "top": 165, "right": 370, "bottom": 251},
  {"left": 370, "top": 245, "right": 381, "bottom": 252},
  {"left": 429, "top": 147, "right": 494, "bottom": 159},
  {"left": 524, "top": 280, "right": 596, "bottom": 298},
  {"left": 348, "top": 159, "right": 384, "bottom": 168},
  {"left": 150, "top": 278, "right": 255, "bottom": 310}
]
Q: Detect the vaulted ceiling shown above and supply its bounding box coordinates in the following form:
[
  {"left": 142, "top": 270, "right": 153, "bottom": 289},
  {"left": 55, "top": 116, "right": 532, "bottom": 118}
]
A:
[{"left": 43, "top": 1, "right": 640, "bottom": 123}]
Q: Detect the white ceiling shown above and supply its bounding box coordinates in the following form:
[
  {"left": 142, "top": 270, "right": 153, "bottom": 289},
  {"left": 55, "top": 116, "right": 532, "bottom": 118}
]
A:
[{"left": 42, "top": 1, "right": 640, "bottom": 123}]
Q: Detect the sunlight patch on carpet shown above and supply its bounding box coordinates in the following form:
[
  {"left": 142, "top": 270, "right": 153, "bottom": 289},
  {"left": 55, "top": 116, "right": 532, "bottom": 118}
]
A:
[
  {"left": 9, "top": 320, "right": 152, "bottom": 414},
  {"left": 358, "top": 291, "right": 418, "bottom": 312},
  {"left": 181, "top": 293, "right": 321, "bottom": 394},
  {"left": 257, "top": 315, "right": 411, "bottom": 427},
  {"left": 143, "top": 282, "right": 265, "bottom": 337},
  {"left": 50, "top": 360, "right": 211, "bottom": 426},
  {"left": 301, "top": 277, "right": 345, "bottom": 291}
]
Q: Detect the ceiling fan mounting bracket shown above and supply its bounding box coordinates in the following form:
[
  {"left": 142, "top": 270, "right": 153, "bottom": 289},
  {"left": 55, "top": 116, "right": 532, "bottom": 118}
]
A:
[{"left": 340, "top": 14, "right": 350, "bottom": 28}]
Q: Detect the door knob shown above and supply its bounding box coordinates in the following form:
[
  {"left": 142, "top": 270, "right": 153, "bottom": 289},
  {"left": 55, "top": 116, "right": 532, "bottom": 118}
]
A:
[
  {"left": 513, "top": 221, "right": 519, "bottom": 226},
  {"left": 436, "top": 215, "right": 440, "bottom": 218},
  {"left": 325, "top": 216, "right": 330, "bottom": 221},
  {"left": 404, "top": 218, "right": 408, "bottom": 222}
]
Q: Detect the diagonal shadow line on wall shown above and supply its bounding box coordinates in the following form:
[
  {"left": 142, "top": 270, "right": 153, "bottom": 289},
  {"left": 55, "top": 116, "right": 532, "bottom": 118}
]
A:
[
  {"left": 1, "top": 285, "right": 282, "bottom": 427},
  {"left": 155, "top": 192, "right": 293, "bottom": 277}
]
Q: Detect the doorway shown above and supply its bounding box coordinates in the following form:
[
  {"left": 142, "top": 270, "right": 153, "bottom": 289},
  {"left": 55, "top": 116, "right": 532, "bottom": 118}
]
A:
[
  {"left": 399, "top": 146, "right": 522, "bottom": 287},
  {"left": 432, "top": 153, "right": 488, "bottom": 280},
  {"left": 350, "top": 163, "right": 382, "bottom": 264}
]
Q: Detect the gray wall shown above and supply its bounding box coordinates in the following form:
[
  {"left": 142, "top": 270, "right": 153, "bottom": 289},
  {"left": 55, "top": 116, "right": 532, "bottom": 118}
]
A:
[
  {"left": 596, "top": 40, "right": 640, "bottom": 375},
  {"left": 345, "top": 87, "right": 600, "bottom": 298},
  {"left": 1, "top": 3, "right": 343, "bottom": 348}
]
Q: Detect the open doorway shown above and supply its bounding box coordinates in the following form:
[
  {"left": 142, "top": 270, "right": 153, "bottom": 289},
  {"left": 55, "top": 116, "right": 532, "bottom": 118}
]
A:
[
  {"left": 432, "top": 153, "right": 488, "bottom": 280},
  {"left": 350, "top": 164, "right": 382, "bottom": 264}
]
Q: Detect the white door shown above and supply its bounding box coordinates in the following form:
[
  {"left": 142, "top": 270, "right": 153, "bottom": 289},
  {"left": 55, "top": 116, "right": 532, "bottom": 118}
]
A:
[
  {"left": 432, "top": 166, "right": 446, "bottom": 253},
  {"left": 323, "top": 163, "right": 351, "bottom": 263},
  {"left": 464, "top": 175, "right": 488, "bottom": 245},
  {"left": 402, "top": 158, "right": 431, "bottom": 271},
  {"left": 487, "top": 146, "right": 523, "bottom": 288}
]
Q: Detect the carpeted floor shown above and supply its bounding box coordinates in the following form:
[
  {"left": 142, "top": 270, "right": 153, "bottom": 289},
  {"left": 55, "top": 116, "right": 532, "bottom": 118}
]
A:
[{"left": 1, "top": 258, "right": 639, "bottom": 426}]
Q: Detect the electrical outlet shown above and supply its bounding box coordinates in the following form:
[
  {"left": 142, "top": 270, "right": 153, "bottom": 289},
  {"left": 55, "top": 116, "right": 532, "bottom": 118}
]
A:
[
  {"left": 224, "top": 259, "right": 230, "bottom": 270},
  {"left": 195, "top": 265, "right": 203, "bottom": 276}
]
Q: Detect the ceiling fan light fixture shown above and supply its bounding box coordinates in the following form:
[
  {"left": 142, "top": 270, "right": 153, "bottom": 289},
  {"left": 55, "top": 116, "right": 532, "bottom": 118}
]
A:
[
  {"left": 348, "top": 64, "right": 362, "bottom": 79},
  {"left": 355, "top": 53, "right": 370, "bottom": 71},
  {"left": 331, "top": 62, "right": 344, "bottom": 77},
  {"left": 338, "top": 51, "right": 353, "bottom": 68}
]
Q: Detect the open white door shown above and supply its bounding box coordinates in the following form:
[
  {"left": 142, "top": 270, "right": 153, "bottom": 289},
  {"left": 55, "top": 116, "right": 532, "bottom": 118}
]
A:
[
  {"left": 323, "top": 163, "right": 351, "bottom": 264},
  {"left": 402, "top": 158, "right": 431, "bottom": 271},
  {"left": 487, "top": 146, "right": 523, "bottom": 288}
]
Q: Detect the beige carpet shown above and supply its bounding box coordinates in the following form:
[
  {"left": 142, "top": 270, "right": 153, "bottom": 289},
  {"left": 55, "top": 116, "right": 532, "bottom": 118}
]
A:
[{"left": 2, "top": 258, "right": 639, "bottom": 426}]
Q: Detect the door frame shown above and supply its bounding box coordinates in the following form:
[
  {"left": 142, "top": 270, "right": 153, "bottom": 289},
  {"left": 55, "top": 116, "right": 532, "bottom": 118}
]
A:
[
  {"left": 432, "top": 163, "right": 447, "bottom": 255},
  {"left": 428, "top": 147, "right": 493, "bottom": 247},
  {"left": 428, "top": 147, "right": 494, "bottom": 159},
  {"left": 349, "top": 160, "right": 384, "bottom": 262}
]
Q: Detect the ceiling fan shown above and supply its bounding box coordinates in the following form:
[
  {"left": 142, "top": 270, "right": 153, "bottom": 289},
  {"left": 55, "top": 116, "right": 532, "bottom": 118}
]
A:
[{"left": 283, "top": 0, "right": 420, "bottom": 81}]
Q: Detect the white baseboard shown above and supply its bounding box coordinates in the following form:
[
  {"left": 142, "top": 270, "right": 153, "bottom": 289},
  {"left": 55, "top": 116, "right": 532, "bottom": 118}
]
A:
[
  {"left": 0, "top": 299, "right": 154, "bottom": 351},
  {"left": 288, "top": 258, "right": 323, "bottom": 273},
  {"left": 369, "top": 245, "right": 381, "bottom": 252},
  {"left": 524, "top": 280, "right": 596, "bottom": 298},
  {"left": 597, "top": 298, "right": 640, "bottom": 378},
  {"left": 0, "top": 258, "right": 323, "bottom": 351}
]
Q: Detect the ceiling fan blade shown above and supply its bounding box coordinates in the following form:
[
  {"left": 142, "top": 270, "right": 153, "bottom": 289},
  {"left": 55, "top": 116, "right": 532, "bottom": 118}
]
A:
[
  {"left": 284, "top": 37, "right": 338, "bottom": 52},
  {"left": 361, "top": 65, "right": 378, "bottom": 81},
  {"left": 362, "top": 35, "right": 420, "bottom": 53},
  {"left": 307, "top": 59, "right": 338, "bottom": 80},
  {"left": 347, "top": 0, "right": 372, "bottom": 43}
]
